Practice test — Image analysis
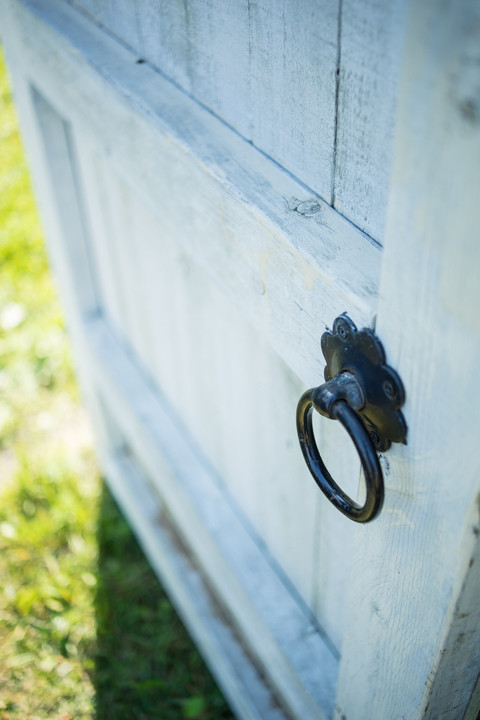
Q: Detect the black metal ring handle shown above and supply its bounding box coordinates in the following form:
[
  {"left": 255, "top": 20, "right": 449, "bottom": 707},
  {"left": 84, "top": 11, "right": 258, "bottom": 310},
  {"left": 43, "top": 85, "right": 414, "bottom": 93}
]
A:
[{"left": 296, "top": 389, "right": 383, "bottom": 523}]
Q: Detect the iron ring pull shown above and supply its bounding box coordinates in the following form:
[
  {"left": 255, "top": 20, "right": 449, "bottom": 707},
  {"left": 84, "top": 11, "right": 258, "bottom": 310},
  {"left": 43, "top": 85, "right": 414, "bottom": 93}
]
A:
[
  {"left": 296, "top": 314, "right": 407, "bottom": 524},
  {"left": 296, "top": 376, "right": 383, "bottom": 523}
]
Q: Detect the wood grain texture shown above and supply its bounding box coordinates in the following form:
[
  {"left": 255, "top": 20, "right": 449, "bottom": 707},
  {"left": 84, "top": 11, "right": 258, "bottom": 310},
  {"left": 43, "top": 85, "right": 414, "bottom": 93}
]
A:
[
  {"left": 72, "top": 145, "right": 356, "bottom": 649},
  {"left": 185, "top": 0, "right": 252, "bottom": 135},
  {"left": 10, "top": 0, "right": 379, "bottom": 389},
  {"left": 336, "top": 0, "right": 480, "bottom": 717},
  {"left": 136, "top": 0, "right": 191, "bottom": 89},
  {"left": 64, "top": 0, "right": 403, "bottom": 242},
  {"left": 88, "top": 316, "right": 339, "bottom": 720},
  {"left": 248, "top": 0, "right": 339, "bottom": 201},
  {"left": 333, "top": 0, "right": 406, "bottom": 243},
  {"left": 69, "top": 0, "right": 339, "bottom": 202},
  {"left": 68, "top": 0, "right": 141, "bottom": 50}
]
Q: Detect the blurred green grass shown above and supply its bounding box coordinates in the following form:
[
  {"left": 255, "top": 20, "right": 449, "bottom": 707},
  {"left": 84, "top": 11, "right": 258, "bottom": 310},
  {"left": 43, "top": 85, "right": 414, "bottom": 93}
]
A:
[{"left": 0, "top": 48, "right": 233, "bottom": 720}]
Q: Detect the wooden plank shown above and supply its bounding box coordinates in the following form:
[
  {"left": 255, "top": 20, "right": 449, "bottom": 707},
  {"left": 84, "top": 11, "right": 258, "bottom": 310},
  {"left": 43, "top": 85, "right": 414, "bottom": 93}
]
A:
[
  {"left": 186, "top": 0, "right": 252, "bottom": 136},
  {"left": 10, "top": 0, "right": 380, "bottom": 390},
  {"left": 335, "top": 0, "right": 480, "bottom": 717},
  {"left": 108, "top": 0, "right": 141, "bottom": 50},
  {"left": 75, "top": 159, "right": 347, "bottom": 636},
  {"left": 136, "top": 0, "right": 191, "bottom": 90},
  {"left": 66, "top": 0, "right": 103, "bottom": 21},
  {"left": 249, "top": 0, "right": 339, "bottom": 202},
  {"left": 107, "top": 0, "right": 339, "bottom": 200},
  {"left": 333, "top": 0, "right": 406, "bottom": 242},
  {"left": 69, "top": 0, "right": 141, "bottom": 51},
  {"left": 85, "top": 315, "right": 339, "bottom": 720}
]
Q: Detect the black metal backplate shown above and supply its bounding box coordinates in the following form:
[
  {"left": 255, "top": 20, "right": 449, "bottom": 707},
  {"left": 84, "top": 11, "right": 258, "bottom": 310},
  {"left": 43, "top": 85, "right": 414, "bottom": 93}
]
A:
[{"left": 321, "top": 314, "right": 407, "bottom": 452}]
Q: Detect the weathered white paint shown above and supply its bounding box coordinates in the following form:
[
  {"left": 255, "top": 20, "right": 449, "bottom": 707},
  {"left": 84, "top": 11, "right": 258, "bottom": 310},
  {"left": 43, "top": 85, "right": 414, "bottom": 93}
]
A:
[
  {"left": 0, "top": 0, "right": 357, "bottom": 715},
  {"left": 73, "top": 134, "right": 357, "bottom": 649},
  {"left": 87, "top": 316, "right": 339, "bottom": 720},
  {"left": 335, "top": 0, "right": 480, "bottom": 717},
  {"left": 333, "top": 0, "right": 406, "bottom": 242},
  {"left": 96, "top": 0, "right": 339, "bottom": 202},
  {"left": 3, "top": 0, "right": 480, "bottom": 718},
  {"left": 136, "top": 0, "right": 191, "bottom": 90},
  {"left": 248, "top": 0, "right": 339, "bottom": 202},
  {"left": 69, "top": 0, "right": 401, "bottom": 239},
  {"left": 9, "top": 0, "right": 380, "bottom": 386}
]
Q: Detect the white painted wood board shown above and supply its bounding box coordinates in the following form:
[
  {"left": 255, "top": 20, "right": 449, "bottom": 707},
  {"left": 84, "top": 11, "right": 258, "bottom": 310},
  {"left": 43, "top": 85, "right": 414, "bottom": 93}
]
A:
[
  {"left": 68, "top": 0, "right": 141, "bottom": 51},
  {"left": 73, "top": 0, "right": 339, "bottom": 201},
  {"left": 11, "top": 1, "right": 480, "bottom": 717},
  {"left": 136, "top": 0, "right": 192, "bottom": 90},
  {"left": 335, "top": 0, "right": 480, "bottom": 717},
  {"left": 72, "top": 134, "right": 359, "bottom": 650},
  {"left": 247, "top": 0, "right": 339, "bottom": 202},
  {"left": 86, "top": 316, "right": 339, "bottom": 720},
  {"left": 65, "top": 0, "right": 404, "bottom": 245},
  {"left": 8, "top": 0, "right": 380, "bottom": 390},
  {"left": 333, "top": 0, "right": 406, "bottom": 242}
]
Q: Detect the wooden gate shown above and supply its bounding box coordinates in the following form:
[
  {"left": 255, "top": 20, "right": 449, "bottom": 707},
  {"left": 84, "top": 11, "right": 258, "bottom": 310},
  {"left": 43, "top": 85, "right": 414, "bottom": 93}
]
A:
[{"left": 2, "top": 1, "right": 480, "bottom": 717}]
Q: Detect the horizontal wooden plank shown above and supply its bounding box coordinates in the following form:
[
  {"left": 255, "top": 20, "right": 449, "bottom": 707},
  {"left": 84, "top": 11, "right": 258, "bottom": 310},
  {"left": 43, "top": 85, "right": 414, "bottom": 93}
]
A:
[
  {"left": 86, "top": 315, "right": 338, "bottom": 720},
  {"left": 10, "top": 0, "right": 380, "bottom": 388}
]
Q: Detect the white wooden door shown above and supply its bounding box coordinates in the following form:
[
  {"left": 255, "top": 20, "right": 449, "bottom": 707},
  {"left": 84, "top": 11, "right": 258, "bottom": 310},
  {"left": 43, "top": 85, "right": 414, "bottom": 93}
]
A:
[{"left": 1, "top": 1, "right": 479, "bottom": 718}]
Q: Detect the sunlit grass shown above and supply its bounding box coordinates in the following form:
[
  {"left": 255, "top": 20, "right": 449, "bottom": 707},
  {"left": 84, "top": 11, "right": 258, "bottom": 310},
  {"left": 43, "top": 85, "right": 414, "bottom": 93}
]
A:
[
  {"left": 0, "top": 44, "right": 98, "bottom": 720},
  {"left": 0, "top": 46, "right": 232, "bottom": 720}
]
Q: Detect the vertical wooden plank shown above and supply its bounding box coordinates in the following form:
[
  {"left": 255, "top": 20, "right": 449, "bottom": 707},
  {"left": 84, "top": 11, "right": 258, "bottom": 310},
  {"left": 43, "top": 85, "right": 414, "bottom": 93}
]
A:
[
  {"left": 109, "top": 0, "right": 141, "bottom": 50},
  {"left": 138, "top": 0, "right": 339, "bottom": 200},
  {"left": 336, "top": 0, "right": 480, "bottom": 717},
  {"left": 464, "top": 671, "right": 480, "bottom": 720},
  {"left": 186, "top": 0, "right": 251, "bottom": 134},
  {"left": 136, "top": 0, "right": 191, "bottom": 90},
  {"left": 249, "top": 0, "right": 339, "bottom": 202},
  {"left": 333, "top": 0, "right": 406, "bottom": 242}
]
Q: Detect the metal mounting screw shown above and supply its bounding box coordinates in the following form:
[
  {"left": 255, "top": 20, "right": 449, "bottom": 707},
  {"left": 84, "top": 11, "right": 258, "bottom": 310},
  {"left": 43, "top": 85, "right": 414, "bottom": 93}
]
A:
[{"left": 383, "top": 380, "right": 397, "bottom": 400}]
